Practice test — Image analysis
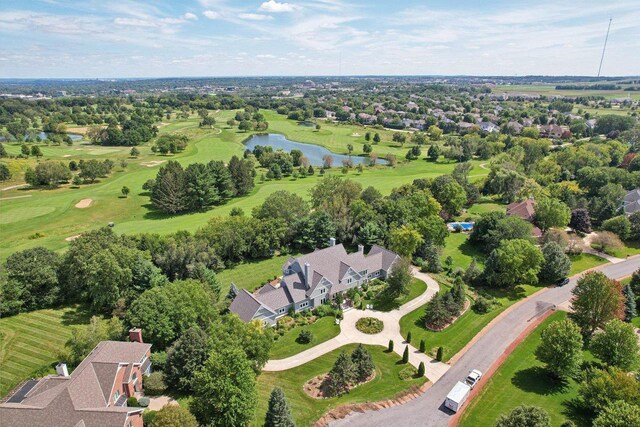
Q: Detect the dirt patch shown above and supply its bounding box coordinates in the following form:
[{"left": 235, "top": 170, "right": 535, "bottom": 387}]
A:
[
  {"left": 141, "top": 160, "right": 166, "bottom": 168},
  {"left": 75, "top": 199, "right": 93, "bottom": 208},
  {"left": 65, "top": 235, "right": 81, "bottom": 242},
  {"left": 303, "top": 373, "right": 375, "bottom": 399}
]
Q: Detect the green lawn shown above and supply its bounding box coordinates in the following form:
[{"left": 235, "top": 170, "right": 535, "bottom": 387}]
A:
[
  {"left": 0, "top": 306, "right": 91, "bottom": 397},
  {"left": 363, "top": 278, "right": 427, "bottom": 311},
  {"left": 569, "top": 253, "right": 607, "bottom": 275},
  {"left": 457, "top": 198, "right": 504, "bottom": 221},
  {"left": 399, "top": 283, "right": 542, "bottom": 362},
  {"left": 460, "top": 311, "right": 589, "bottom": 427},
  {"left": 441, "top": 232, "right": 485, "bottom": 270},
  {"left": 597, "top": 240, "right": 640, "bottom": 259},
  {"left": 0, "top": 110, "right": 489, "bottom": 261},
  {"left": 254, "top": 344, "right": 426, "bottom": 426},
  {"left": 217, "top": 252, "right": 299, "bottom": 294},
  {"left": 270, "top": 317, "right": 341, "bottom": 360}
]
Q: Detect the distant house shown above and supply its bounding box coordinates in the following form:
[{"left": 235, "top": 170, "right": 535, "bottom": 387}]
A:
[
  {"left": 506, "top": 198, "right": 543, "bottom": 238},
  {"left": 478, "top": 121, "right": 499, "bottom": 133},
  {"left": 0, "top": 329, "right": 151, "bottom": 427},
  {"left": 623, "top": 189, "right": 640, "bottom": 216},
  {"left": 229, "top": 240, "right": 400, "bottom": 325},
  {"left": 538, "top": 124, "right": 564, "bottom": 139}
]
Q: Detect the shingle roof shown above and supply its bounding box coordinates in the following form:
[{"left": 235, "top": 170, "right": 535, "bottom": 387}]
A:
[
  {"left": 0, "top": 340, "right": 149, "bottom": 427},
  {"left": 506, "top": 198, "right": 536, "bottom": 222},
  {"left": 229, "top": 289, "right": 265, "bottom": 322}
]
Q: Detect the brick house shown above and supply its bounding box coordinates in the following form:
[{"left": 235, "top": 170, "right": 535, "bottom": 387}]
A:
[{"left": 0, "top": 329, "right": 151, "bottom": 427}]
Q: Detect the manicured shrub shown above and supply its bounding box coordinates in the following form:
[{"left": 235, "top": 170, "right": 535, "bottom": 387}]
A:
[
  {"left": 388, "top": 339, "right": 394, "bottom": 352},
  {"left": 419, "top": 339, "right": 426, "bottom": 353},
  {"left": 127, "top": 396, "right": 139, "bottom": 407},
  {"left": 436, "top": 346, "right": 444, "bottom": 361},
  {"left": 473, "top": 296, "right": 492, "bottom": 314},
  {"left": 297, "top": 329, "right": 314, "bottom": 344},
  {"left": 402, "top": 345, "right": 409, "bottom": 364},
  {"left": 417, "top": 361, "right": 425, "bottom": 377},
  {"left": 406, "top": 330, "right": 412, "bottom": 344}
]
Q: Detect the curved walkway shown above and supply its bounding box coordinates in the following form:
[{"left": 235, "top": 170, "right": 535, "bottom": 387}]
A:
[{"left": 263, "top": 269, "right": 450, "bottom": 382}]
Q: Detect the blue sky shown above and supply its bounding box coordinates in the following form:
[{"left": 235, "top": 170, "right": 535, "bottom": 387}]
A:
[{"left": 0, "top": 0, "right": 638, "bottom": 78}]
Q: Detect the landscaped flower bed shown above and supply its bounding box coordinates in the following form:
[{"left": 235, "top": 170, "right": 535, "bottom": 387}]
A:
[{"left": 356, "top": 317, "right": 384, "bottom": 334}]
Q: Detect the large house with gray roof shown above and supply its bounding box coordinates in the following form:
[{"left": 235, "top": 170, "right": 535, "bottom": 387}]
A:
[
  {"left": 229, "top": 240, "right": 400, "bottom": 325},
  {"left": 0, "top": 329, "right": 151, "bottom": 427},
  {"left": 624, "top": 189, "right": 640, "bottom": 216}
]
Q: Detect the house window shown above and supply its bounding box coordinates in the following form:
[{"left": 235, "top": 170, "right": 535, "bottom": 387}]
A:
[
  {"left": 347, "top": 278, "right": 353, "bottom": 284},
  {"left": 132, "top": 372, "right": 138, "bottom": 384},
  {"left": 299, "top": 302, "right": 309, "bottom": 308},
  {"left": 278, "top": 308, "right": 285, "bottom": 314},
  {"left": 113, "top": 390, "right": 120, "bottom": 403},
  {"left": 320, "top": 288, "right": 326, "bottom": 294}
]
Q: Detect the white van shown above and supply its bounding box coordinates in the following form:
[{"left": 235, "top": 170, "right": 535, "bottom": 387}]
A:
[{"left": 444, "top": 381, "right": 471, "bottom": 412}]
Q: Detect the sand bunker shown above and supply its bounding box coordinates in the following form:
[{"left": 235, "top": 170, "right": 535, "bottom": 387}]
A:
[
  {"left": 141, "top": 160, "right": 166, "bottom": 167},
  {"left": 351, "top": 133, "right": 361, "bottom": 137},
  {"left": 65, "top": 235, "right": 81, "bottom": 242},
  {"left": 75, "top": 199, "right": 93, "bottom": 208}
]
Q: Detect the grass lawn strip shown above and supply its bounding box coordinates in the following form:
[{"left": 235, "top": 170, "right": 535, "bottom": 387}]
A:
[
  {"left": 0, "top": 306, "right": 91, "bottom": 397},
  {"left": 254, "top": 344, "right": 426, "bottom": 426}
]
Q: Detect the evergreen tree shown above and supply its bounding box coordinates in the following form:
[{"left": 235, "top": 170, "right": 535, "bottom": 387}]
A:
[
  {"left": 419, "top": 339, "right": 426, "bottom": 353},
  {"left": 402, "top": 345, "right": 409, "bottom": 364},
  {"left": 406, "top": 330, "right": 412, "bottom": 344},
  {"left": 0, "top": 142, "right": 7, "bottom": 158},
  {"left": 427, "top": 144, "right": 441, "bottom": 161},
  {"left": 326, "top": 352, "right": 355, "bottom": 396},
  {"left": 207, "top": 160, "right": 235, "bottom": 201},
  {"left": 351, "top": 344, "right": 375, "bottom": 382},
  {"left": 623, "top": 284, "right": 637, "bottom": 322},
  {"left": 436, "top": 346, "right": 444, "bottom": 361},
  {"left": 228, "top": 155, "right": 255, "bottom": 196},
  {"left": 417, "top": 361, "right": 425, "bottom": 377},
  {"left": 424, "top": 292, "right": 451, "bottom": 329},
  {"left": 264, "top": 387, "right": 296, "bottom": 427},
  {"left": 184, "top": 163, "right": 218, "bottom": 210},
  {"left": 151, "top": 160, "right": 188, "bottom": 214},
  {"left": 388, "top": 339, "right": 394, "bottom": 352},
  {"left": 423, "top": 243, "right": 443, "bottom": 273}
]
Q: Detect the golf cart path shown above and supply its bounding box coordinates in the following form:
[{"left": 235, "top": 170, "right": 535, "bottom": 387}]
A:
[{"left": 263, "top": 269, "right": 451, "bottom": 382}]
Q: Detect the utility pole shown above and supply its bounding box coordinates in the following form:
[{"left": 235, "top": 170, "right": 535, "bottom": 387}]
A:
[{"left": 597, "top": 18, "right": 612, "bottom": 77}]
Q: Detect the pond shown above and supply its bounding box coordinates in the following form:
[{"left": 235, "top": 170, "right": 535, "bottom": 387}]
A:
[
  {"left": 297, "top": 121, "right": 316, "bottom": 128},
  {"left": 38, "top": 132, "right": 83, "bottom": 141},
  {"left": 244, "top": 133, "right": 377, "bottom": 166}
]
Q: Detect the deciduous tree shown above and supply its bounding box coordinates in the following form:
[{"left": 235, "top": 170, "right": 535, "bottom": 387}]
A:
[
  {"left": 535, "top": 319, "right": 583, "bottom": 379},
  {"left": 591, "top": 319, "right": 640, "bottom": 371},
  {"left": 570, "top": 272, "right": 623, "bottom": 336}
]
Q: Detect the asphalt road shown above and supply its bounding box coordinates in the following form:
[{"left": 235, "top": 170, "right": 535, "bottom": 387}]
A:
[{"left": 331, "top": 256, "right": 640, "bottom": 427}]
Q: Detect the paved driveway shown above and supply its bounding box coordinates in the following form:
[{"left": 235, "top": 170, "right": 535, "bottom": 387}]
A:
[{"left": 331, "top": 256, "right": 640, "bottom": 427}]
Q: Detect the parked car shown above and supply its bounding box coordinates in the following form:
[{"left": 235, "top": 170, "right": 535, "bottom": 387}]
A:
[
  {"left": 465, "top": 369, "right": 483, "bottom": 389},
  {"left": 444, "top": 381, "right": 471, "bottom": 412},
  {"left": 557, "top": 278, "right": 570, "bottom": 287}
]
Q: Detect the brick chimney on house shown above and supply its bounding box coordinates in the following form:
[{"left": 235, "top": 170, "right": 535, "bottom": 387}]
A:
[{"left": 129, "top": 328, "right": 143, "bottom": 343}]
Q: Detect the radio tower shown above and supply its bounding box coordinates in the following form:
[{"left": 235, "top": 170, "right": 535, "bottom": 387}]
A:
[{"left": 597, "top": 18, "right": 612, "bottom": 77}]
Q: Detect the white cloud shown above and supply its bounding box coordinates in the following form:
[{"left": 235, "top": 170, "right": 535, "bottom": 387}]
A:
[
  {"left": 238, "top": 13, "right": 273, "bottom": 21},
  {"left": 203, "top": 10, "right": 220, "bottom": 19},
  {"left": 256, "top": 54, "right": 276, "bottom": 58},
  {"left": 259, "top": 1, "right": 300, "bottom": 13},
  {"left": 183, "top": 12, "right": 198, "bottom": 20},
  {"left": 114, "top": 17, "right": 156, "bottom": 27}
]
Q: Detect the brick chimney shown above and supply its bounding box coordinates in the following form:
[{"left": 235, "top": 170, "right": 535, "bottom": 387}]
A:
[{"left": 129, "top": 328, "right": 143, "bottom": 343}]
